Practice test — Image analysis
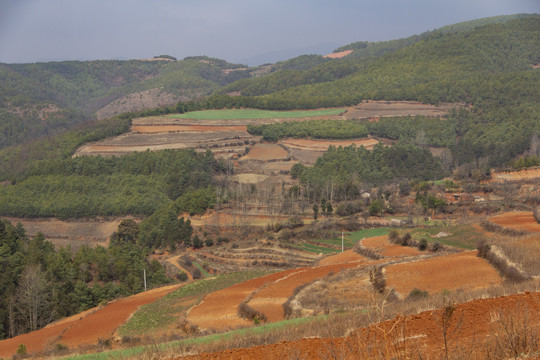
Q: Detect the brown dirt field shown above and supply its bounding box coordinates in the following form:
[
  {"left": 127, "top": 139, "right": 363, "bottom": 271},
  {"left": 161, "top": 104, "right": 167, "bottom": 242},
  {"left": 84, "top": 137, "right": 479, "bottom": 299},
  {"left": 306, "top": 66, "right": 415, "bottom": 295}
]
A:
[
  {"left": 241, "top": 144, "right": 289, "bottom": 161},
  {"left": 323, "top": 50, "right": 353, "bottom": 59},
  {"left": 59, "top": 284, "right": 181, "bottom": 349},
  {"left": 0, "top": 285, "right": 181, "bottom": 358},
  {"left": 4, "top": 217, "right": 122, "bottom": 249},
  {"left": 491, "top": 167, "right": 540, "bottom": 181},
  {"left": 362, "top": 235, "right": 422, "bottom": 257},
  {"left": 187, "top": 269, "right": 304, "bottom": 331},
  {"left": 181, "top": 291, "right": 540, "bottom": 360},
  {"left": 281, "top": 138, "right": 379, "bottom": 151},
  {"left": 343, "top": 100, "right": 460, "bottom": 119},
  {"left": 131, "top": 125, "right": 247, "bottom": 133},
  {"left": 231, "top": 173, "right": 268, "bottom": 184},
  {"left": 187, "top": 210, "right": 313, "bottom": 227},
  {"left": 318, "top": 249, "right": 367, "bottom": 266},
  {"left": 489, "top": 211, "right": 540, "bottom": 233},
  {"left": 385, "top": 251, "right": 502, "bottom": 298},
  {"left": 247, "top": 262, "right": 366, "bottom": 322},
  {"left": 0, "top": 308, "right": 98, "bottom": 358}
]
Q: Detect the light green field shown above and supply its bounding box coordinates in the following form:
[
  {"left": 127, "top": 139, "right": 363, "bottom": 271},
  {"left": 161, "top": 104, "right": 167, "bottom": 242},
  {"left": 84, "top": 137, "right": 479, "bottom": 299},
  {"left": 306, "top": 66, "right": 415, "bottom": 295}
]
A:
[{"left": 168, "top": 108, "right": 346, "bottom": 120}]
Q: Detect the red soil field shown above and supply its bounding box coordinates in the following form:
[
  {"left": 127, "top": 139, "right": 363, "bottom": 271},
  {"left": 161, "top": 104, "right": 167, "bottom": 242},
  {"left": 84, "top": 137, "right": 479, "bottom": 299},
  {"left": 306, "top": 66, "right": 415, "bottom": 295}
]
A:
[
  {"left": 489, "top": 211, "right": 540, "bottom": 233},
  {"left": 280, "top": 138, "right": 379, "bottom": 151},
  {"left": 247, "top": 261, "right": 367, "bottom": 322},
  {"left": 385, "top": 251, "right": 502, "bottom": 298},
  {"left": 59, "top": 284, "right": 181, "bottom": 348},
  {"left": 0, "top": 284, "right": 181, "bottom": 358},
  {"left": 241, "top": 144, "right": 289, "bottom": 161},
  {"left": 181, "top": 291, "right": 540, "bottom": 360},
  {"left": 187, "top": 269, "right": 304, "bottom": 331},
  {"left": 318, "top": 249, "right": 366, "bottom": 266},
  {"left": 362, "top": 235, "right": 422, "bottom": 257},
  {"left": 132, "top": 125, "right": 247, "bottom": 133}
]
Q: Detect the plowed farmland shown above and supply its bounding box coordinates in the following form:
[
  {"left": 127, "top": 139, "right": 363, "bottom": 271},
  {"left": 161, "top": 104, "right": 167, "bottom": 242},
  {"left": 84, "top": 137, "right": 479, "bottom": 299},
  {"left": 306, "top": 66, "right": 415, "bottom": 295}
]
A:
[
  {"left": 362, "top": 235, "right": 422, "bottom": 257},
  {"left": 489, "top": 211, "right": 540, "bottom": 233},
  {"left": 385, "top": 250, "right": 502, "bottom": 297}
]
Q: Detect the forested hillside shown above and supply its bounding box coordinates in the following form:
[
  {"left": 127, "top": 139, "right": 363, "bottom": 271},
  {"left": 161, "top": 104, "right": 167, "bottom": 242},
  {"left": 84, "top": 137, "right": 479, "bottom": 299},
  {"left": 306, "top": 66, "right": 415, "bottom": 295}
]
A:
[
  {"left": 0, "top": 56, "right": 250, "bottom": 149},
  {"left": 202, "top": 16, "right": 540, "bottom": 168}
]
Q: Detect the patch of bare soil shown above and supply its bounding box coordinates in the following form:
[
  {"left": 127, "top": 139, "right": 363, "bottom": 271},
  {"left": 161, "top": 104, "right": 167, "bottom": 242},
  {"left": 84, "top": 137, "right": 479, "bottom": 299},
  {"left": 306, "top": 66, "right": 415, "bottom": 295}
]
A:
[
  {"left": 385, "top": 250, "right": 502, "bottom": 298},
  {"left": 247, "top": 261, "right": 367, "bottom": 322},
  {"left": 489, "top": 211, "right": 540, "bottom": 233},
  {"left": 132, "top": 125, "right": 247, "bottom": 133},
  {"left": 187, "top": 269, "right": 304, "bottom": 331},
  {"left": 96, "top": 88, "right": 180, "bottom": 120},
  {"left": 240, "top": 144, "right": 289, "bottom": 161},
  {"left": 59, "top": 284, "right": 181, "bottom": 349},
  {"left": 182, "top": 291, "right": 540, "bottom": 360},
  {"left": 4, "top": 217, "right": 122, "bottom": 249},
  {"left": 187, "top": 210, "right": 313, "bottom": 227},
  {"left": 318, "top": 249, "right": 366, "bottom": 266},
  {"left": 343, "top": 100, "right": 462, "bottom": 119},
  {"left": 281, "top": 138, "right": 379, "bottom": 151},
  {"left": 362, "top": 235, "right": 422, "bottom": 257},
  {"left": 323, "top": 50, "right": 353, "bottom": 59},
  {"left": 490, "top": 167, "right": 540, "bottom": 181}
]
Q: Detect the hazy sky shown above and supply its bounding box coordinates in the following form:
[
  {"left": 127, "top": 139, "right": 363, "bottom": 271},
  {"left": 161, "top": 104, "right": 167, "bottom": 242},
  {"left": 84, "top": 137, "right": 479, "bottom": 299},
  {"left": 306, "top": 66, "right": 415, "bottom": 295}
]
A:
[{"left": 0, "top": 0, "right": 538, "bottom": 65}]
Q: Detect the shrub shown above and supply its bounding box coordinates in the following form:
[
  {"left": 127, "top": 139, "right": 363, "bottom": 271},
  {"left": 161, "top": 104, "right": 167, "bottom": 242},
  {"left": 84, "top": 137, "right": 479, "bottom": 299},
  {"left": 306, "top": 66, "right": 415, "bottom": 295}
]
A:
[
  {"left": 388, "top": 230, "right": 400, "bottom": 244},
  {"left": 432, "top": 242, "right": 441, "bottom": 252},
  {"left": 286, "top": 216, "right": 304, "bottom": 228},
  {"left": 238, "top": 302, "right": 267, "bottom": 323},
  {"left": 407, "top": 288, "right": 428, "bottom": 300},
  {"left": 401, "top": 232, "right": 411, "bottom": 246},
  {"left": 418, "top": 238, "right": 428, "bottom": 251},
  {"left": 17, "top": 344, "right": 27, "bottom": 355},
  {"left": 369, "top": 266, "right": 386, "bottom": 293},
  {"left": 204, "top": 238, "right": 214, "bottom": 247},
  {"left": 192, "top": 268, "right": 202, "bottom": 280}
]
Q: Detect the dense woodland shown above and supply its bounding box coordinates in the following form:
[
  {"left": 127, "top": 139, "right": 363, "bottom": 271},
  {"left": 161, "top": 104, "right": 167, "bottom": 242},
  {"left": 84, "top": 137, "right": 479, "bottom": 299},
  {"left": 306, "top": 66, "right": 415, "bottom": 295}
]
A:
[
  {"left": 0, "top": 149, "right": 222, "bottom": 219},
  {"left": 0, "top": 217, "right": 192, "bottom": 339}
]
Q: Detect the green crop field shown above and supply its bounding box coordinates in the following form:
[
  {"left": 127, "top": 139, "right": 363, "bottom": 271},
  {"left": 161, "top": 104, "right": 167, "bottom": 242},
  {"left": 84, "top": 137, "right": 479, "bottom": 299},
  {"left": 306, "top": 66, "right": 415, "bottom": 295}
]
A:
[{"left": 168, "top": 108, "right": 346, "bottom": 120}]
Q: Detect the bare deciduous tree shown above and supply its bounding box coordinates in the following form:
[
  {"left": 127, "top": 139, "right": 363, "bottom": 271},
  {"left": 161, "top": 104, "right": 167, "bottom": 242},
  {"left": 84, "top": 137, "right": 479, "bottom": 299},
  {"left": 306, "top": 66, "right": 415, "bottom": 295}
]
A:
[{"left": 15, "top": 265, "right": 49, "bottom": 333}]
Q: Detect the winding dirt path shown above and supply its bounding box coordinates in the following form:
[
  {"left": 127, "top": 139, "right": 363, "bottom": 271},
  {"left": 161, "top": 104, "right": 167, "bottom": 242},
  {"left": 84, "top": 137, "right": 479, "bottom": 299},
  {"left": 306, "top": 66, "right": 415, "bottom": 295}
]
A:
[{"left": 167, "top": 255, "right": 194, "bottom": 281}]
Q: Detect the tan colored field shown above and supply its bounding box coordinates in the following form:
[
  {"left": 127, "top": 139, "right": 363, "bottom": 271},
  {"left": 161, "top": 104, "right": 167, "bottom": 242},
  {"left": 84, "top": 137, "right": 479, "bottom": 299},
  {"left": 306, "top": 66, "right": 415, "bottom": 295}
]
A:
[
  {"left": 187, "top": 210, "right": 312, "bottom": 227},
  {"left": 489, "top": 211, "right": 540, "bottom": 233},
  {"left": 0, "top": 284, "right": 180, "bottom": 358},
  {"left": 4, "top": 217, "right": 123, "bottom": 248},
  {"left": 491, "top": 167, "right": 540, "bottom": 181},
  {"left": 132, "top": 125, "right": 246, "bottom": 133},
  {"left": 362, "top": 235, "right": 422, "bottom": 257},
  {"left": 323, "top": 50, "right": 353, "bottom": 59},
  {"left": 280, "top": 138, "right": 379, "bottom": 151},
  {"left": 343, "top": 100, "right": 460, "bottom": 119},
  {"left": 385, "top": 251, "right": 502, "bottom": 298},
  {"left": 241, "top": 144, "right": 289, "bottom": 161},
  {"left": 232, "top": 173, "right": 269, "bottom": 184}
]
